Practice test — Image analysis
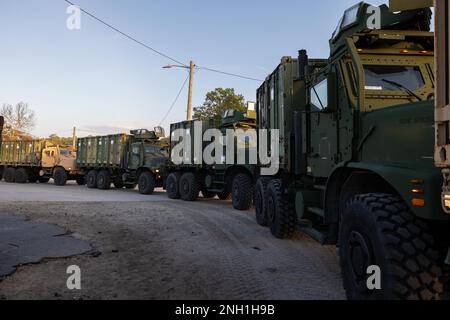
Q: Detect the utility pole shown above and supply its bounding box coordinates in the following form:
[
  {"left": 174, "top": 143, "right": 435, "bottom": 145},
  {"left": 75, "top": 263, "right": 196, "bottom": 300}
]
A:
[
  {"left": 187, "top": 60, "right": 195, "bottom": 121},
  {"left": 163, "top": 60, "right": 196, "bottom": 121},
  {"left": 72, "top": 127, "right": 77, "bottom": 149}
]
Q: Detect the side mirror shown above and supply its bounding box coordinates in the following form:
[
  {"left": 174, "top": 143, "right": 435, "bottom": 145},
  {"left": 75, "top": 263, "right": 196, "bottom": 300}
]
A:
[{"left": 327, "top": 72, "right": 338, "bottom": 113}]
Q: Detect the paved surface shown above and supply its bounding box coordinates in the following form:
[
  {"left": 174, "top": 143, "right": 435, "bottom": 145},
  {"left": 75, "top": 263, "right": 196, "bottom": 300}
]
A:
[
  {"left": 0, "top": 215, "right": 91, "bottom": 277},
  {"left": 0, "top": 181, "right": 168, "bottom": 202},
  {"left": 0, "top": 181, "right": 346, "bottom": 300}
]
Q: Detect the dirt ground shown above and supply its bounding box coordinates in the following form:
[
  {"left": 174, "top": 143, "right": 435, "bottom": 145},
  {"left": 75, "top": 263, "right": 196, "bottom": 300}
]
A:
[{"left": 0, "top": 185, "right": 345, "bottom": 300}]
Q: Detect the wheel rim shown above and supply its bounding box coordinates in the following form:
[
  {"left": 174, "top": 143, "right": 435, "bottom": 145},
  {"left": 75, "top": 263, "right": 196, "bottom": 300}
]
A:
[
  {"left": 181, "top": 180, "right": 189, "bottom": 194},
  {"left": 347, "top": 231, "right": 375, "bottom": 293},
  {"left": 168, "top": 178, "right": 176, "bottom": 193}
]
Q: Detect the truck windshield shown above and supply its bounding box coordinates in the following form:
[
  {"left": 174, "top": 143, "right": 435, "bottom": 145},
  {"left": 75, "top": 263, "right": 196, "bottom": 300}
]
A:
[
  {"left": 60, "top": 150, "right": 73, "bottom": 156},
  {"left": 364, "top": 66, "right": 425, "bottom": 92}
]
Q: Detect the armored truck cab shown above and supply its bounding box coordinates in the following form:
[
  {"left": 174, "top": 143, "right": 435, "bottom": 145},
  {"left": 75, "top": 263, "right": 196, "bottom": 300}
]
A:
[
  {"left": 76, "top": 127, "right": 168, "bottom": 194},
  {"left": 0, "top": 139, "right": 80, "bottom": 185},
  {"left": 256, "top": 2, "right": 448, "bottom": 299},
  {"left": 165, "top": 107, "right": 258, "bottom": 210}
]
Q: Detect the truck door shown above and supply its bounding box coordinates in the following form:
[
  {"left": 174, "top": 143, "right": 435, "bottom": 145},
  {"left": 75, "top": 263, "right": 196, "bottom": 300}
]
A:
[
  {"left": 129, "top": 142, "right": 143, "bottom": 170},
  {"left": 41, "top": 148, "right": 57, "bottom": 168},
  {"left": 307, "top": 71, "right": 339, "bottom": 178}
]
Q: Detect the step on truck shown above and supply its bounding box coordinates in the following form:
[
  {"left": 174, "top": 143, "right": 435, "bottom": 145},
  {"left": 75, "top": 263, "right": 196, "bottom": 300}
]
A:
[
  {"left": 255, "top": 2, "right": 449, "bottom": 299},
  {"left": 76, "top": 128, "right": 168, "bottom": 194},
  {"left": 165, "top": 107, "right": 258, "bottom": 210},
  {"left": 0, "top": 139, "right": 81, "bottom": 185}
]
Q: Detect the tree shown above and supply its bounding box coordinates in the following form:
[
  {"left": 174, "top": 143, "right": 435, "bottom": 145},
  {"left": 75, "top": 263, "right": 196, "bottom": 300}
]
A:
[
  {"left": 193, "top": 88, "right": 246, "bottom": 120},
  {"left": 48, "top": 134, "right": 73, "bottom": 146},
  {"left": 0, "top": 102, "right": 36, "bottom": 139}
]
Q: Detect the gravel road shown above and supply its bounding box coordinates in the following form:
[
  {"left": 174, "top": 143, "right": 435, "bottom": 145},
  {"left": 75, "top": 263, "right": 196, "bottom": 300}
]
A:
[{"left": 0, "top": 181, "right": 345, "bottom": 300}]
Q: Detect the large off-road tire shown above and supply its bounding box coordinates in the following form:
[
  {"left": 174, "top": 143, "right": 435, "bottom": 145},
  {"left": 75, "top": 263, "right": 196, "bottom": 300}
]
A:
[
  {"left": 53, "top": 168, "right": 68, "bottom": 186},
  {"left": 39, "top": 177, "right": 50, "bottom": 184},
  {"left": 339, "top": 193, "right": 443, "bottom": 300},
  {"left": 15, "top": 168, "right": 29, "bottom": 184},
  {"left": 255, "top": 177, "right": 272, "bottom": 227},
  {"left": 97, "top": 170, "right": 111, "bottom": 190},
  {"left": 179, "top": 172, "right": 200, "bottom": 201},
  {"left": 266, "top": 179, "right": 297, "bottom": 239},
  {"left": 218, "top": 191, "right": 231, "bottom": 201},
  {"left": 86, "top": 170, "right": 98, "bottom": 189},
  {"left": 201, "top": 190, "right": 217, "bottom": 199},
  {"left": 76, "top": 177, "right": 86, "bottom": 186},
  {"left": 28, "top": 173, "right": 39, "bottom": 183},
  {"left": 166, "top": 172, "right": 181, "bottom": 199},
  {"left": 4, "top": 168, "right": 15, "bottom": 183},
  {"left": 138, "top": 171, "right": 156, "bottom": 195},
  {"left": 231, "top": 174, "right": 253, "bottom": 211},
  {"left": 113, "top": 178, "right": 124, "bottom": 189}
]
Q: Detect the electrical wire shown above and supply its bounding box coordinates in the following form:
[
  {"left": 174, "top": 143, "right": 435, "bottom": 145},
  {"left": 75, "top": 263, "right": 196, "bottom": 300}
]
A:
[
  {"left": 62, "top": 0, "right": 263, "bottom": 82},
  {"left": 63, "top": 0, "right": 186, "bottom": 66},
  {"left": 196, "top": 66, "right": 263, "bottom": 82},
  {"left": 158, "top": 73, "right": 190, "bottom": 126}
]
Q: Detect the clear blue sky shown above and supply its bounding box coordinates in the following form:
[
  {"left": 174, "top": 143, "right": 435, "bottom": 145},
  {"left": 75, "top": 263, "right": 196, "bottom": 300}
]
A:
[{"left": 0, "top": 0, "right": 388, "bottom": 137}]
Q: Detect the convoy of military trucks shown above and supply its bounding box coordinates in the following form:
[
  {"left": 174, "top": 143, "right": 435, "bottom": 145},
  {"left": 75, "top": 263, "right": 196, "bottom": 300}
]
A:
[{"left": 1, "top": 1, "right": 449, "bottom": 300}]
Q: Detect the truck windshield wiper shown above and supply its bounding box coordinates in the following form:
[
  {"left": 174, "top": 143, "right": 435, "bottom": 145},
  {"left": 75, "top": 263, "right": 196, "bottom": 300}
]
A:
[{"left": 381, "top": 79, "right": 423, "bottom": 101}]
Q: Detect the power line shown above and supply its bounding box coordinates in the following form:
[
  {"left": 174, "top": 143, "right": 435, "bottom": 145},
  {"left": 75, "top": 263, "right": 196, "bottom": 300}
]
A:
[
  {"left": 197, "top": 66, "right": 263, "bottom": 82},
  {"left": 64, "top": 0, "right": 186, "bottom": 66},
  {"left": 158, "top": 73, "right": 190, "bottom": 126},
  {"left": 63, "top": 0, "right": 263, "bottom": 82}
]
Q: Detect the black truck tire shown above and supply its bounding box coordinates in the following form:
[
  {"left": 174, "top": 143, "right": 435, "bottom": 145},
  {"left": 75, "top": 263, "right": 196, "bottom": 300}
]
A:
[
  {"left": 232, "top": 174, "right": 253, "bottom": 211},
  {"left": 29, "top": 173, "right": 39, "bottom": 183},
  {"left": 218, "top": 191, "right": 231, "bottom": 201},
  {"left": 39, "top": 177, "right": 50, "bottom": 184},
  {"left": 86, "top": 170, "right": 98, "bottom": 189},
  {"left": 267, "top": 179, "right": 297, "bottom": 239},
  {"left": 97, "top": 170, "right": 111, "bottom": 190},
  {"left": 179, "top": 172, "right": 200, "bottom": 201},
  {"left": 339, "top": 193, "right": 443, "bottom": 300},
  {"left": 138, "top": 172, "right": 156, "bottom": 195},
  {"left": 15, "top": 168, "right": 28, "bottom": 184},
  {"left": 53, "top": 168, "right": 68, "bottom": 186},
  {"left": 255, "top": 177, "right": 272, "bottom": 227},
  {"left": 113, "top": 179, "right": 124, "bottom": 189},
  {"left": 4, "top": 168, "right": 15, "bottom": 183},
  {"left": 201, "top": 190, "right": 217, "bottom": 199},
  {"left": 76, "top": 177, "right": 86, "bottom": 186},
  {"left": 166, "top": 172, "right": 181, "bottom": 199}
]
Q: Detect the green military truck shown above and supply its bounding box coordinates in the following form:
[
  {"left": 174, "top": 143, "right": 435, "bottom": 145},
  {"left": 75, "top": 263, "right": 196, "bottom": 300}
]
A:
[
  {"left": 76, "top": 128, "right": 168, "bottom": 194},
  {"left": 165, "top": 108, "right": 258, "bottom": 210},
  {"left": 0, "top": 139, "right": 81, "bottom": 185},
  {"left": 255, "top": 2, "right": 449, "bottom": 299}
]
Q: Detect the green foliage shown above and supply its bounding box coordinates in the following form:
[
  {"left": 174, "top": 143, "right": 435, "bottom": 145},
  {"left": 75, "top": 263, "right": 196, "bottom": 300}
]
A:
[
  {"left": 48, "top": 134, "right": 73, "bottom": 146},
  {"left": 193, "top": 88, "right": 246, "bottom": 120}
]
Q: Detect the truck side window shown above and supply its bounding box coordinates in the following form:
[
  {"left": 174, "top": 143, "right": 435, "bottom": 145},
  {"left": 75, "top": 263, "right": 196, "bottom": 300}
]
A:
[{"left": 310, "top": 79, "right": 328, "bottom": 110}]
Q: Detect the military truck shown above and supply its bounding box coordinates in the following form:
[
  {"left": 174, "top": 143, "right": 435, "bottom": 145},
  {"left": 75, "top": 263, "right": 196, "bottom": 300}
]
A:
[
  {"left": 434, "top": 1, "right": 450, "bottom": 211},
  {"left": 76, "top": 128, "right": 168, "bottom": 194},
  {"left": 255, "top": 2, "right": 449, "bottom": 299},
  {"left": 165, "top": 107, "right": 258, "bottom": 210},
  {"left": 0, "top": 139, "right": 80, "bottom": 185}
]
